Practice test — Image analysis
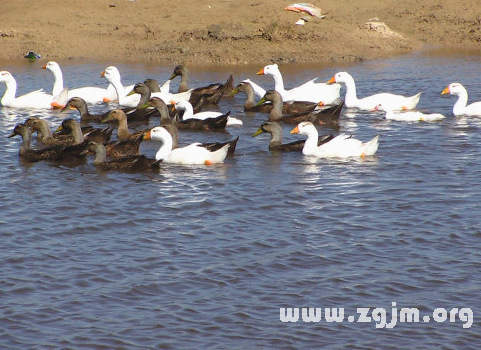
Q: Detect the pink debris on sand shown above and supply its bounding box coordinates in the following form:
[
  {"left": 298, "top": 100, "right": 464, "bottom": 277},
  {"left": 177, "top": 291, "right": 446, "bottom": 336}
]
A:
[{"left": 285, "top": 3, "right": 323, "bottom": 18}]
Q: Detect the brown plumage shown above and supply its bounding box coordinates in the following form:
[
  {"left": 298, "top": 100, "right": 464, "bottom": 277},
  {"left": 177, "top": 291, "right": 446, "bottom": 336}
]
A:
[
  {"left": 231, "top": 82, "right": 319, "bottom": 114},
  {"left": 60, "top": 97, "right": 108, "bottom": 123},
  {"left": 8, "top": 123, "right": 88, "bottom": 163},
  {"left": 101, "top": 109, "right": 147, "bottom": 141},
  {"left": 169, "top": 64, "right": 234, "bottom": 103},
  {"left": 87, "top": 141, "right": 160, "bottom": 172},
  {"left": 258, "top": 90, "right": 343, "bottom": 125}
]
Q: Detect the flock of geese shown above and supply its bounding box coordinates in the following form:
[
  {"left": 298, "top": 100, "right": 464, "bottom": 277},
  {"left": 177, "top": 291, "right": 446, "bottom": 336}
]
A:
[{"left": 2, "top": 62, "right": 481, "bottom": 172}]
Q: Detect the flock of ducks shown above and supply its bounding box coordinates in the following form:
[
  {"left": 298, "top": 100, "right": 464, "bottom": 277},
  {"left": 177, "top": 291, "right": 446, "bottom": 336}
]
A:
[{"left": 2, "top": 62, "right": 481, "bottom": 172}]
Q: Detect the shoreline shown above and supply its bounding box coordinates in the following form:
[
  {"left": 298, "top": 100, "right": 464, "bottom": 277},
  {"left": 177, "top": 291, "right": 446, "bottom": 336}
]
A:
[{"left": 1, "top": 0, "right": 481, "bottom": 66}]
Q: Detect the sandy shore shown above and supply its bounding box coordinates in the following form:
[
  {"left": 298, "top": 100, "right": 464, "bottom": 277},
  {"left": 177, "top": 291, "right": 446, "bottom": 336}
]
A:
[{"left": 1, "top": 0, "right": 480, "bottom": 66}]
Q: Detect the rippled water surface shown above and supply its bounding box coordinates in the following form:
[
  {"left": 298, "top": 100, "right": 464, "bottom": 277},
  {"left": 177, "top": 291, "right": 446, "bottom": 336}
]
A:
[{"left": 1, "top": 53, "right": 480, "bottom": 349}]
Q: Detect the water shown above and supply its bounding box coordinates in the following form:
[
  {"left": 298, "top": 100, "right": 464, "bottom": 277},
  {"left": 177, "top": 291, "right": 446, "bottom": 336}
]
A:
[{"left": 1, "top": 52, "right": 480, "bottom": 349}]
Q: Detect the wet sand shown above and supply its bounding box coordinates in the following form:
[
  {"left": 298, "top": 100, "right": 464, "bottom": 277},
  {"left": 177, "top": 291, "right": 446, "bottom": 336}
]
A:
[{"left": 1, "top": 0, "right": 481, "bottom": 66}]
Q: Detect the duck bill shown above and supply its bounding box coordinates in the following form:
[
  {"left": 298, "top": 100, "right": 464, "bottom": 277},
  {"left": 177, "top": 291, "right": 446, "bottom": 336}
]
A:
[
  {"left": 326, "top": 76, "right": 336, "bottom": 84},
  {"left": 126, "top": 89, "right": 136, "bottom": 96},
  {"left": 143, "top": 130, "right": 152, "bottom": 140},
  {"left": 256, "top": 68, "right": 265, "bottom": 75},
  {"left": 55, "top": 125, "right": 63, "bottom": 133},
  {"left": 290, "top": 126, "right": 300, "bottom": 134},
  {"left": 229, "top": 88, "right": 238, "bottom": 97},
  {"left": 168, "top": 72, "right": 177, "bottom": 80},
  {"left": 441, "top": 86, "right": 450, "bottom": 95},
  {"left": 252, "top": 127, "right": 264, "bottom": 137},
  {"left": 100, "top": 71, "right": 105, "bottom": 78},
  {"left": 7, "top": 131, "right": 16, "bottom": 138},
  {"left": 138, "top": 102, "right": 150, "bottom": 109},
  {"left": 255, "top": 97, "right": 266, "bottom": 106}
]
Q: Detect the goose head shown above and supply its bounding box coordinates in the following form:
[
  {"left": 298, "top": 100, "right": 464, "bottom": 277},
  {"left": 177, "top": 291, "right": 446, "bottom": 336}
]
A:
[
  {"left": 327, "top": 71, "right": 353, "bottom": 85},
  {"left": 0, "top": 71, "right": 15, "bottom": 84},
  {"left": 101, "top": 66, "right": 121, "bottom": 83},
  {"left": 441, "top": 83, "right": 466, "bottom": 97},
  {"left": 257, "top": 63, "right": 279, "bottom": 76},
  {"left": 143, "top": 126, "right": 170, "bottom": 142},
  {"left": 290, "top": 121, "right": 317, "bottom": 136},
  {"left": 42, "top": 61, "right": 61, "bottom": 74}
]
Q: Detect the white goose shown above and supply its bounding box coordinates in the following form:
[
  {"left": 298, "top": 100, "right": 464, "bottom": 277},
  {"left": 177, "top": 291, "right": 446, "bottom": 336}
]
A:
[
  {"left": 257, "top": 64, "right": 341, "bottom": 104},
  {"left": 327, "top": 71, "right": 422, "bottom": 111},
  {"left": 43, "top": 61, "right": 109, "bottom": 104},
  {"left": 290, "top": 121, "right": 379, "bottom": 158},
  {"left": 441, "top": 83, "right": 481, "bottom": 117},
  {"left": 374, "top": 103, "right": 445, "bottom": 122},
  {"left": 101, "top": 66, "right": 140, "bottom": 107},
  {"left": 0, "top": 71, "right": 60, "bottom": 109},
  {"left": 144, "top": 126, "right": 231, "bottom": 164},
  {"left": 173, "top": 100, "right": 243, "bottom": 126}
]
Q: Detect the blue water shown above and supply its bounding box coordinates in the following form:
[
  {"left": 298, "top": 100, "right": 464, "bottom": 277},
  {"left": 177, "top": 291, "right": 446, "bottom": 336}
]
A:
[{"left": 0, "top": 52, "right": 480, "bottom": 349}]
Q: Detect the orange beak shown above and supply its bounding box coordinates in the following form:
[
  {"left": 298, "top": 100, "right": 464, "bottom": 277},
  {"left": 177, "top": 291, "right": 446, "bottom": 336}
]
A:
[
  {"left": 441, "top": 86, "right": 450, "bottom": 95},
  {"left": 51, "top": 102, "right": 65, "bottom": 109},
  {"left": 103, "top": 97, "right": 111, "bottom": 103},
  {"left": 42, "top": 64, "right": 47, "bottom": 69},
  {"left": 290, "top": 125, "right": 299, "bottom": 134},
  {"left": 100, "top": 71, "right": 105, "bottom": 78},
  {"left": 318, "top": 101, "right": 325, "bottom": 107},
  {"left": 256, "top": 68, "right": 265, "bottom": 75},
  {"left": 326, "top": 76, "right": 336, "bottom": 84},
  {"left": 143, "top": 130, "right": 152, "bottom": 140}
]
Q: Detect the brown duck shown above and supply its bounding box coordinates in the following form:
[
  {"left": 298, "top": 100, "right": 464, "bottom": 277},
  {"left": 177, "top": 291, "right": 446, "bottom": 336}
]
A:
[{"left": 252, "top": 121, "right": 334, "bottom": 152}]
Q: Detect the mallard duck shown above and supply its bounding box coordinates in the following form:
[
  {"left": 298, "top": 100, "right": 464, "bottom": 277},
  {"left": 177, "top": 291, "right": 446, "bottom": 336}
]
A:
[
  {"left": 231, "top": 81, "right": 319, "bottom": 114},
  {"left": 290, "top": 122, "right": 379, "bottom": 158},
  {"left": 8, "top": 123, "right": 88, "bottom": 162},
  {"left": 252, "top": 121, "right": 334, "bottom": 151},
  {"left": 61, "top": 97, "right": 108, "bottom": 123},
  {"left": 144, "top": 126, "right": 237, "bottom": 164},
  {"left": 258, "top": 90, "right": 343, "bottom": 125},
  {"left": 169, "top": 64, "right": 234, "bottom": 100},
  {"left": 101, "top": 109, "right": 146, "bottom": 141},
  {"left": 123, "top": 83, "right": 161, "bottom": 122},
  {"left": 256, "top": 64, "right": 341, "bottom": 104},
  {"left": 327, "top": 72, "right": 421, "bottom": 110},
  {"left": 173, "top": 100, "right": 242, "bottom": 126},
  {"left": 55, "top": 118, "right": 113, "bottom": 145},
  {"left": 85, "top": 141, "right": 160, "bottom": 172},
  {"left": 25, "top": 117, "right": 74, "bottom": 146},
  {"left": 441, "top": 83, "right": 481, "bottom": 117}
]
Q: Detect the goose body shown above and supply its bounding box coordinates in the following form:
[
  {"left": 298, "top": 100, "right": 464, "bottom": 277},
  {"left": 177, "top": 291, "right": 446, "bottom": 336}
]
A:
[
  {"left": 374, "top": 103, "right": 445, "bottom": 122},
  {"left": 327, "top": 71, "right": 421, "bottom": 110},
  {"left": 0, "top": 71, "right": 58, "bottom": 109},
  {"left": 173, "top": 100, "right": 242, "bottom": 126},
  {"left": 257, "top": 64, "right": 341, "bottom": 104},
  {"left": 43, "top": 61, "right": 108, "bottom": 104},
  {"left": 290, "top": 121, "right": 379, "bottom": 158},
  {"left": 144, "top": 126, "right": 233, "bottom": 164},
  {"left": 441, "top": 83, "right": 481, "bottom": 116}
]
